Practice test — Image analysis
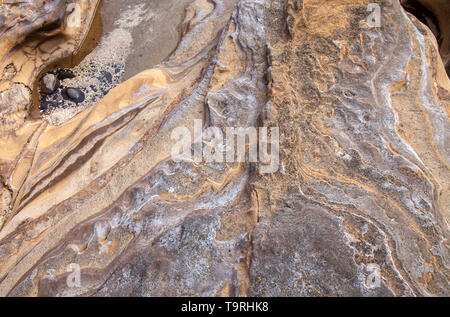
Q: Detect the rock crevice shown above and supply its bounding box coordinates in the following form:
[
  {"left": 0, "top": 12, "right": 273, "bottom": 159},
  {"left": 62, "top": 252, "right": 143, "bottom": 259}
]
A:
[{"left": 0, "top": 0, "right": 448, "bottom": 297}]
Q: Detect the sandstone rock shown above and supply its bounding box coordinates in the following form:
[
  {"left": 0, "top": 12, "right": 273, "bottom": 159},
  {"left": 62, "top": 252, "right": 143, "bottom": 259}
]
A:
[
  {"left": 0, "top": 84, "right": 30, "bottom": 116},
  {"left": 0, "top": 0, "right": 448, "bottom": 297},
  {"left": 2, "top": 64, "right": 17, "bottom": 82}
]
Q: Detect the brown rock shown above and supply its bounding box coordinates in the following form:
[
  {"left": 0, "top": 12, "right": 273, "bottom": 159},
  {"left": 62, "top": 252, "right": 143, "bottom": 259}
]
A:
[
  {"left": 0, "top": 83, "right": 31, "bottom": 132},
  {"left": 0, "top": 0, "right": 100, "bottom": 133},
  {"left": 0, "top": 0, "right": 448, "bottom": 297}
]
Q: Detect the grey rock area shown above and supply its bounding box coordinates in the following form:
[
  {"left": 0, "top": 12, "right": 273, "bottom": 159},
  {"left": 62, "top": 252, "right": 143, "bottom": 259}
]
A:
[{"left": 0, "top": 0, "right": 448, "bottom": 298}]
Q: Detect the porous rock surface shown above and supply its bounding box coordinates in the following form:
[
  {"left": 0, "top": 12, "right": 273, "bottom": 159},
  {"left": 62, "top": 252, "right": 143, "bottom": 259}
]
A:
[{"left": 0, "top": 0, "right": 448, "bottom": 297}]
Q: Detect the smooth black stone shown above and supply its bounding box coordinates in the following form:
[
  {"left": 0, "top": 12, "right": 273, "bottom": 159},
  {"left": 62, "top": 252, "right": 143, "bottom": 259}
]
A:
[{"left": 63, "top": 88, "right": 85, "bottom": 103}]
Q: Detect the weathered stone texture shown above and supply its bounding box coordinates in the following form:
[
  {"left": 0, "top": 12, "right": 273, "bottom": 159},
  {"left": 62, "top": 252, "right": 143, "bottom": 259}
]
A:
[{"left": 0, "top": 0, "right": 448, "bottom": 297}]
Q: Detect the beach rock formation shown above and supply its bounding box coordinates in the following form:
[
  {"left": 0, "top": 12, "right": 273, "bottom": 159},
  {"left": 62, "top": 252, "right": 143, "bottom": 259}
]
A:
[
  {"left": 0, "top": 0, "right": 448, "bottom": 297},
  {"left": 0, "top": 0, "right": 99, "bottom": 132}
]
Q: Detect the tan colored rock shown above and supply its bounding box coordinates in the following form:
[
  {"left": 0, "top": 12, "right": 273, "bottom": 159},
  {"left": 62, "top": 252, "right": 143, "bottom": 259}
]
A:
[
  {"left": 0, "top": 0, "right": 100, "bottom": 133},
  {"left": 0, "top": 0, "right": 448, "bottom": 297},
  {"left": 0, "top": 83, "right": 31, "bottom": 123}
]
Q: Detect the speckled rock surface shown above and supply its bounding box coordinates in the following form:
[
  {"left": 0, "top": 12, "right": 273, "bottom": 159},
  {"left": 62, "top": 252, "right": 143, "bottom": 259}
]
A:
[{"left": 0, "top": 0, "right": 448, "bottom": 297}]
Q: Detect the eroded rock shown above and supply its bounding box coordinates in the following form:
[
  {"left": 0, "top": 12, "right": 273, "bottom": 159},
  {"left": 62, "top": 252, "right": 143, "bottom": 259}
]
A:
[
  {"left": 0, "top": 0, "right": 448, "bottom": 297},
  {"left": 0, "top": 83, "right": 31, "bottom": 131},
  {"left": 0, "top": 0, "right": 100, "bottom": 133},
  {"left": 401, "top": 0, "right": 450, "bottom": 74}
]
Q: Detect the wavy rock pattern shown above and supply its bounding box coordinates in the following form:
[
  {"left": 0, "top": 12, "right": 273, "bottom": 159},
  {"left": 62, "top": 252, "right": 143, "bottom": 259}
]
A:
[{"left": 0, "top": 0, "right": 448, "bottom": 296}]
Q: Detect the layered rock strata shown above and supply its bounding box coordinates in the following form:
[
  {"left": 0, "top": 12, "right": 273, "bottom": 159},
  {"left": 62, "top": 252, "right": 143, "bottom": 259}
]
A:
[{"left": 0, "top": 0, "right": 448, "bottom": 297}]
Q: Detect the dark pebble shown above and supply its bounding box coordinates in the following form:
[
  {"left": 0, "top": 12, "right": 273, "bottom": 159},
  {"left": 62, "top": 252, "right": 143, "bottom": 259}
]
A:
[
  {"left": 64, "top": 88, "right": 85, "bottom": 103},
  {"left": 40, "top": 99, "right": 56, "bottom": 112},
  {"left": 100, "top": 71, "right": 112, "bottom": 83},
  {"left": 57, "top": 69, "right": 76, "bottom": 80}
]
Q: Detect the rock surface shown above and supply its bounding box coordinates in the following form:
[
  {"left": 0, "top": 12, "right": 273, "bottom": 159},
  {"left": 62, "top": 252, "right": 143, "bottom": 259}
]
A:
[
  {"left": 40, "top": 74, "right": 60, "bottom": 95},
  {"left": 65, "top": 88, "right": 85, "bottom": 103},
  {"left": 401, "top": 0, "right": 450, "bottom": 74},
  {"left": 0, "top": 0, "right": 99, "bottom": 133},
  {"left": 0, "top": 0, "right": 448, "bottom": 297}
]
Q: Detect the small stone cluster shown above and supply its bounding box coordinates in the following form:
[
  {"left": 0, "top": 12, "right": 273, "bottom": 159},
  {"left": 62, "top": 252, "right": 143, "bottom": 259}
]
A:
[{"left": 39, "top": 70, "right": 86, "bottom": 113}]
